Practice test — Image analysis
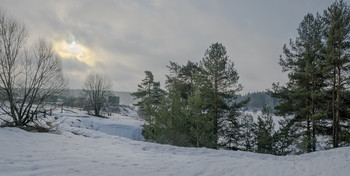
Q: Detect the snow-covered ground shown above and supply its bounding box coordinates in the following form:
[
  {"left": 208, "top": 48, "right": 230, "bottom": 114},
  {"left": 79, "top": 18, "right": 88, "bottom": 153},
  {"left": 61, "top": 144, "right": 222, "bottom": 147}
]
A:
[
  {"left": 1, "top": 109, "right": 349, "bottom": 176},
  {"left": 52, "top": 108, "right": 144, "bottom": 141},
  {"left": 245, "top": 110, "right": 285, "bottom": 131}
]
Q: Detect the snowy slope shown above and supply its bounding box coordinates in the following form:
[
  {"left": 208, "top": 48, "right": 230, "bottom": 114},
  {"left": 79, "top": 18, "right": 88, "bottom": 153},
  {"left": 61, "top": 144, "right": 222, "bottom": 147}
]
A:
[
  {"left": 1, "top": 110, "right": 350, "bottom": 176},
  {"left": 52, "top": 109, "right": 144, "bottom": 141}
]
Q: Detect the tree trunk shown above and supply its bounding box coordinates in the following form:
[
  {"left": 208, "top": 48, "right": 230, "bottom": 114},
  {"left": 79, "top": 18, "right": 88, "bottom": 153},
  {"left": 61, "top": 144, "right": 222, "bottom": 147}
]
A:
[
  {"left": 332, "top": 66, "right": 337, "bottom": 148},
  {"left": 335, "top": 65, "right": 341, "bottom": 148},
  {"left": 195, "top": 110, "right": 200, "bottom": 148},
  {"left": 311, "top": 77, "right": 316, "bottom": 152},
  {"left": 213, "top": 79, "right": 218, "bottom": 148},
  {"left": 306, "top": 102, "right": 311, "bottom": 153}
]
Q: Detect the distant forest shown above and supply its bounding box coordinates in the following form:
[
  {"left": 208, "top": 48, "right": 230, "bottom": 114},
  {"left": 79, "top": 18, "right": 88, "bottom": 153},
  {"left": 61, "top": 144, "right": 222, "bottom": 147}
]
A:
[{"left": 236, "top": 92, "right": 278, "bottom": 111}]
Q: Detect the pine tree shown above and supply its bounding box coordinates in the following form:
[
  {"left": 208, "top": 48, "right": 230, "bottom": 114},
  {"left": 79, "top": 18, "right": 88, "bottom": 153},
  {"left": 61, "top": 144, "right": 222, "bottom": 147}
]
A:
[
  {"left": 218, "top": 95, "right": 249, "bottom": 150},
  {"left": 153, "top": 88, "right": 188, "bottom": 146},
  {"left": 137, "top": 44, "right": 245, "bottom": 149},
  {"left": 167, "top": 88, "right": 188, "bottom": 146},
  {"left": 152, "top": 97, "right": 171, "bottom": 144},
  {"left": 132, "top": 71, "right": 165, "bottom": 141},
  {"left": 165, "top": 61, "right": 201, "bottom": 101},
  {"left": 187, "top": 89, "right": 215, "bottom": 148},
  {"left": 323, "top": 0, "right": 350, "bottom": 148},
  {"left": 273, "top": 118, "right": 297, "bottom": 155},
  {"left": 218, "top": 105, "right": 242, "bottom": 150},
  {"left": 200, "top": 42, "right": 243, "bottom": 148},
  {"left": 238, "top": 113, "right": 257, "bottom": 152},
  {"left": 256, "top": 107, "right": 275, "bottom": 154},
  {"left": 154, "top": 61, "right": 205, "bottom": 147},
  {"left": 272, "top": 12, "right": 326, "bottom": 153}
]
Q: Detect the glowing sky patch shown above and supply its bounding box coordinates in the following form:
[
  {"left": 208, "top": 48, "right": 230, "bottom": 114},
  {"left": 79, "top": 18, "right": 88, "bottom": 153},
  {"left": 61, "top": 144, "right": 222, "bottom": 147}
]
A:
[{"left": 54, "top": 40, "right": 94, "bottom": 66}]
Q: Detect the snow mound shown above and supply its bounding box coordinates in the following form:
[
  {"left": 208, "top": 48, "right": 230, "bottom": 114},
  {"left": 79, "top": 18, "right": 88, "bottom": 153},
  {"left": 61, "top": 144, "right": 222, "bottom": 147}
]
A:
[
  {"left": 52, "top": 109, "right": 144, "bottom": 141},
  {"left": 1, "top": 110, "right": 350, "bottom": 176}
]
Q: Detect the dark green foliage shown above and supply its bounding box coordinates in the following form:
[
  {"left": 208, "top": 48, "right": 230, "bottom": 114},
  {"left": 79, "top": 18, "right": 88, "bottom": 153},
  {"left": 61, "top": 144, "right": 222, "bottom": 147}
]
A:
[
  {"left": 187, "top": 89, "right": 216, "bottom": 148},
  {"left": 200, "top": 42, "right": 243, "bottom": 148},
  {"left": 272, "top": 0, "right": 350, "bottom": 153},
  {"left": 256, "top": 107, "right": 275, "bottom": 154},
  {"left": 238, "top": 113, "right": 257, "bottom": 152},
  {"left": 132, "top": 71, "right": 165, "bottom": 141},
  {"left": 153, "top": 88, "right": 189, "bottom": 146},
  {"left": 219, "top": 96, "right": 249, "bottom": 150},
  {"left": 135, "top": 43, "right": 245, "bottom": 149},
  {"left": 323, "top": 0, "right": 350, "bottom": 148},
  {"left": 151, "top": 82, "right": 216, "bottom": 148},
  {"left": 271, "top": 12, "right": 327, "bottom": 153},
  {"left": 133, "top": 0, "right": 350, "bottom": 155},
  {"left": 166, "top": 61, "right": 201, "bottom": 101},
  {"left": 273, "top": 118, "right": 297, "bottom": 155},
  {"left": 132, "top": 71, "right": 164, "bottom": 120}
]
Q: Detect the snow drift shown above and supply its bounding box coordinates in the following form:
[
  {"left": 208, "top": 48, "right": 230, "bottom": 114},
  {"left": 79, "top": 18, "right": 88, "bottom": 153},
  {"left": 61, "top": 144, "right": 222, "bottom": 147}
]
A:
[{"left": 0, "top": 109, "right": 349, "bottom": 176}]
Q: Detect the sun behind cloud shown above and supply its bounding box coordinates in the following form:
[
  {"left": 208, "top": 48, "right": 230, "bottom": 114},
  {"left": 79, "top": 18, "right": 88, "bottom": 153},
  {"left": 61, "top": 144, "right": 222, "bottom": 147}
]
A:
[{"left": 54, "top": 40, "right": 95, "bottom": 66}]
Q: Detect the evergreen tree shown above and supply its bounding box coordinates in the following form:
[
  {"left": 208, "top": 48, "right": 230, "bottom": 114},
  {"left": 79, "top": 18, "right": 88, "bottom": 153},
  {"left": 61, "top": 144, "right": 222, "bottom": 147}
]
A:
[
  {"left": 165, "top": 61, "right": 201, "bottom": 101},
  {"left": 132, "top": 71, "right": 165, "bottom": 141},
  {"left": 154, "top": 70, "right": 217, "bottom": 148},
  {"left": 200, "top": 42, "right": 243, "bottom": 148},
  {"left": 187, "top": 89, "right": 216, "bottom": 148},
  {"left": 149, "top": 61, "right": 214, "bottom": 147},
  {"left": 256, "top": 107, "right": 275, "bottom": 154},
  {"left": 238, "top": 113, "right": 257, "bottom": 152},
  {"left": 219, "top": 96, "right": 249, "bottom": 150},
  {"left": 152, "top": 97, "right": 171, "bottom": 143},
  {"left": 272, "top": 12, "right": 326, "bottom": 153},
  {"left": 136, "top": 44, "right": 245, "bottom": 150},
  {"left": 132, "top": 71, "right": 164, "bottom": 118},
  {"left": 218, "top": 106, "right": 242, "bottom": 150},
  {"left": 273, "top": 118, "right": 297, "bottom": 155},
  {"left": 154, "top": 88, "right": 188, "bottom": 146},
  {"left": 323, "top": 0, "right": 350, "bottom": 148}
]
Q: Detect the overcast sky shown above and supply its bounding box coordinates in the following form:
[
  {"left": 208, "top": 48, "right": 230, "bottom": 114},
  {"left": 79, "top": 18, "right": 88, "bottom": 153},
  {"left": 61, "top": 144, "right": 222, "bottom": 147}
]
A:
[{"left": 1, "top": 0, "right": 340, "bottom": 94}]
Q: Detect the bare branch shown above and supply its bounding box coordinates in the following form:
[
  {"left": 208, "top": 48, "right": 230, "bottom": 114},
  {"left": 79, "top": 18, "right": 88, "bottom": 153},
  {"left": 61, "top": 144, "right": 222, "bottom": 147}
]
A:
[
  {"left": 0, "top": 9, "right": 67, "bottom": 127},
  {"left": 83, "top": 73, "right": 112, "bottom": 117}
]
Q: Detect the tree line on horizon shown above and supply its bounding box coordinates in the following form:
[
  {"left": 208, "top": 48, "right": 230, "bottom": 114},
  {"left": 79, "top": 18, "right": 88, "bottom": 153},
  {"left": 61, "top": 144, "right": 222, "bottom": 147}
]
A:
[
  {"left": 132, "top": 0, "right": 350, "bottom": 155},
  {"left": 236, "top": 92, "right": 279, "bottom": 111}
]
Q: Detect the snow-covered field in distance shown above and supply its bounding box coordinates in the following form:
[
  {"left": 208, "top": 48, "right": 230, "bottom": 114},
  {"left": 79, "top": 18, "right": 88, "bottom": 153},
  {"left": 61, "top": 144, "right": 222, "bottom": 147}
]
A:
[
  {"left": 244, "top": 110, "right": 284, "bottom": 130},
  {"left": 0, "top": 109, "right": 349, "bottom": 176}
]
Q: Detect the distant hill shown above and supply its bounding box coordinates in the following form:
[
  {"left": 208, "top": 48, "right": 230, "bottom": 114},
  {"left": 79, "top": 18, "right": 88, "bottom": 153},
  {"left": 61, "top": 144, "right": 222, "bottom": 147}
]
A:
[{"left": 236, "top": 91, "right": 278, "bottom": 111}]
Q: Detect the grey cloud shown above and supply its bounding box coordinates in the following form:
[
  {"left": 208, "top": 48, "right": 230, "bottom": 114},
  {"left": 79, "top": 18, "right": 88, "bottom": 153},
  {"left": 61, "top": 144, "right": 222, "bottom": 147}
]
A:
[
  {"left": 62, "top": 57, "right": 90, "bottom": 72},
  {"left": 1, "top": 0, "right": 333, "bottom": 93},
  {"left": 60, "top": 57, "right": 90, "bottom": 89}
]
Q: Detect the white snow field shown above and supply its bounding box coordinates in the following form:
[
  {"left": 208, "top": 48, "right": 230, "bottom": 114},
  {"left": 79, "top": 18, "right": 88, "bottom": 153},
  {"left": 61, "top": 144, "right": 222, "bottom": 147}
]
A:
[{"left": 1, "top": 109, "right": 350, "bottom": 176}]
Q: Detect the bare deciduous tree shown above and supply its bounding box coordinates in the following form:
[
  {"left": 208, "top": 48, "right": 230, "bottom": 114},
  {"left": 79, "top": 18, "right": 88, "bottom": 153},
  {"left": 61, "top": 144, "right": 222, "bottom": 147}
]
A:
[
  {"left": 0, "top": 9, "right": 67, "bottom": 127},
  {"left": 83, "top": 73, "right": 112, "bottom": 117}
]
